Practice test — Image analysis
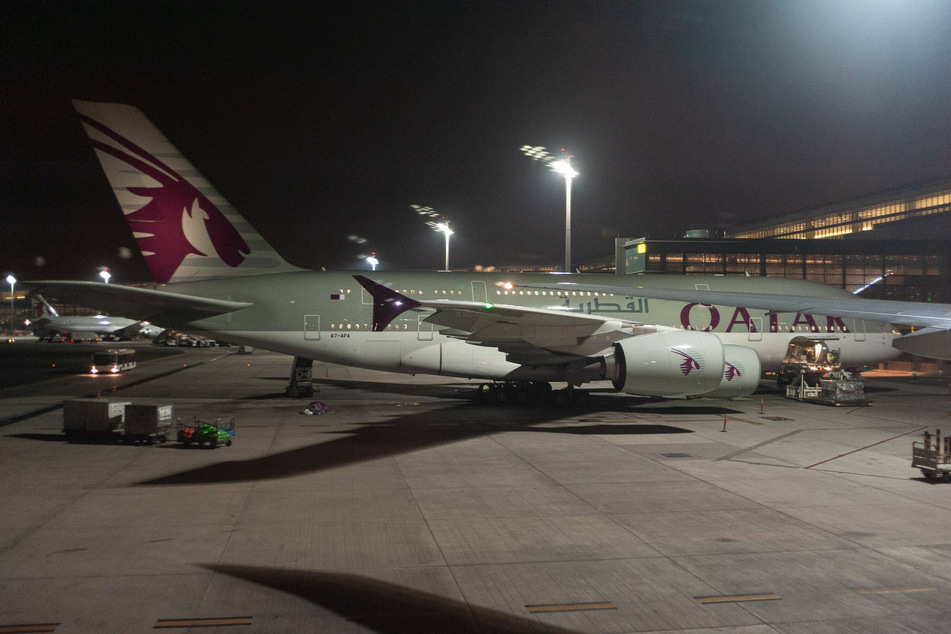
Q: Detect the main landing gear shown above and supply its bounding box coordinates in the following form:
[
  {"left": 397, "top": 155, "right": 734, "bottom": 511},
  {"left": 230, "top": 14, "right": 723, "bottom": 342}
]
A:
[{"left": 476, "top": 381, "right": 591, "bottom": 406}]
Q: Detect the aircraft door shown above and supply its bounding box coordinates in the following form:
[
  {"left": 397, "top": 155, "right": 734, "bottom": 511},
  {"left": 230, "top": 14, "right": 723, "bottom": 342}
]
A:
[
  {"left": 471, "top": 281, "right": 487, "bottom": 303},
  {"left": 749, "top": 316, "right": 763, "bottom": 342},
  {"left": 304, "top": 314, "right": 320, "bottom": 341},
  {"left": 855, "top": 319, "right": 866, "bottom": 342},
  {"left": 418, "top": 314, "right": 433, "bottom": 341}
]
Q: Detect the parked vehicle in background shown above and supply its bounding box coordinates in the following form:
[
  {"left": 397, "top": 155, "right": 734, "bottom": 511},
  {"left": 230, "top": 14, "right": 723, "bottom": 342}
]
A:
[{"left": 90, "top": 348, "right": 136, "bottom": 374}]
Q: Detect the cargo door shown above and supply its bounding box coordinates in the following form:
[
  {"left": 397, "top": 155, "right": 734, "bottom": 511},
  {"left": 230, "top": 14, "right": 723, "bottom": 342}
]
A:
[{"left": 366, "top": 340, "right": 401, "bottom": 369}]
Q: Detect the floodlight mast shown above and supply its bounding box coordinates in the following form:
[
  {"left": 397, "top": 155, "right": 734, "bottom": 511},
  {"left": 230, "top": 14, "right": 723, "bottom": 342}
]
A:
[
  {"left": 520, "top": 146, "right": 579, "bottom": 272},
  {"left": 436, "top": 221, "right": 453, "bottom": 272},
  {"left": 5, "top": 274, "right": 15, "bottom": 332},
  {"left": 410, "top": 204, "right": 453, "bottom": 272}
]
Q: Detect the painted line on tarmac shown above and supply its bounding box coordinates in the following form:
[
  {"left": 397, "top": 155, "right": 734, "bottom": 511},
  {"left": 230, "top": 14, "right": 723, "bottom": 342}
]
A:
[
  {"left": 0, "top": 624, "right": 59, "bottom": 633},
  {"left": 154, "top": 616, "right": 252, "bottom": 628},
  {"left": 804, "top": 425, "right": 927, "bottom": 471},
  {"left": 525, "top": 602, "right": 616, "bottom": 613},
  {"left": 856, "top": 586, "right": 935, "bottom": 595},
  {"left": 715, "top": 429, "right": 804, "bottom": 462},
  {"left": 695, "top": 593, "right": 781, "bottom": 604}
]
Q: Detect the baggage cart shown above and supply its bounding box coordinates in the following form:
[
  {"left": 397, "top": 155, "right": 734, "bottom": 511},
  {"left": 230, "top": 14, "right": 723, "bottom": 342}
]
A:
[
  {"left": 912, "top": 439, "right": 951, "bottom": 482},
  {"left": 177, "top": 416, "right": 235, "bottom": 448}
]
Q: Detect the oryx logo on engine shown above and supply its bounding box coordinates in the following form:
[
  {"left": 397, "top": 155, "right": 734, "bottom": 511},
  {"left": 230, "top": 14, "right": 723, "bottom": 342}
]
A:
[{"left": 671, "top": 349, "right": 701, "bottom": 376}]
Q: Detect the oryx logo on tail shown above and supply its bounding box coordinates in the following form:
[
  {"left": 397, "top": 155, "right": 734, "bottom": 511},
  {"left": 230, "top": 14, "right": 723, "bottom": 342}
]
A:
[
  {"left": 671, "top": 348, "right": 701, "bottom": 376},
  {"left": 78, "top": 114, "right": 250, "bottom": 284}
]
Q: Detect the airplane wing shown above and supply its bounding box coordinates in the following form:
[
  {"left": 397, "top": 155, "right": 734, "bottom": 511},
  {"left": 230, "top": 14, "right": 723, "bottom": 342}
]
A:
[
  {"left": 516, "top": 280, "right": 951, "bottom": 360},
  {"left": 354, "top": 275, "right": 652, "bottom": 364},
  {"left": 25, "top": 281, "right": 252, "bottom": 326}
]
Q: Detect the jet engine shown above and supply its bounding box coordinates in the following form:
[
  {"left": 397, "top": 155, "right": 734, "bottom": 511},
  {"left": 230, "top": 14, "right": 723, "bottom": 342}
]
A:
[
  {"left": 702, "top": 344, "right": 761, "bottom": 398},
  {"left": 607, "top": 330, "right": 725, "bottom": 397}
]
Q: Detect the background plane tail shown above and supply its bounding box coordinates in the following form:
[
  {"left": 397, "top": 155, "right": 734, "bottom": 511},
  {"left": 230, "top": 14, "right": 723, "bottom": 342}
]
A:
[
  {"left": 29, "top": 294, "right": 58, "bottom": 319},
  {"left": 73, "top": 100, "right": 304, "bottom": 284}
]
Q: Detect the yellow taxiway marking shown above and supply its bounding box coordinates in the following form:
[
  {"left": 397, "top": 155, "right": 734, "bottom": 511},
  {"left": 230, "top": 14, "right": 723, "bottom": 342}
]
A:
[
  {"left": 0, "top": 625, "right": 59, "bottom": 633},
  {"left": 154, "top": 616, "right": 252, "bottom": 628},
  {"left": 696, "top": 593, "right": 780, "bottom": 604},
  {"left": 856, "top": 586, "right": 935, "bottom": 595},
  {"left": 526, "top": 602, "right": 616, "bottom": 613}
]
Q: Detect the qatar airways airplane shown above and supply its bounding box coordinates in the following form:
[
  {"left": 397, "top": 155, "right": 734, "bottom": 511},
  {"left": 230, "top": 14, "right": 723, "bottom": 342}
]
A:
[
  {"left": 27, "top": 295, "right": 161, "bottom": 341},
  {"left": 29, "top": 100, "right": 950, "bottom": 403}
]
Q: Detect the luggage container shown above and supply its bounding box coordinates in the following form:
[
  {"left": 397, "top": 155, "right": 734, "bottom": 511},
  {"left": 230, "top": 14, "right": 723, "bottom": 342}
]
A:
[
  {"left": 124, "top": 403, "right": 173, "bottom": 444},
  {"left": 63, "top": 398, "right": 130, "bottom": 441}
]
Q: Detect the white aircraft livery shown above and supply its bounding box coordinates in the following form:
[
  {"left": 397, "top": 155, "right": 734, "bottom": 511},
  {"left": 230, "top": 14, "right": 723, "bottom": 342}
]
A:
[
  {"left": 27, "top": 295, "right": 160, "bottom": 341},
  {"left": 31, "top": 100, "right": 951, "bottom": 403}
]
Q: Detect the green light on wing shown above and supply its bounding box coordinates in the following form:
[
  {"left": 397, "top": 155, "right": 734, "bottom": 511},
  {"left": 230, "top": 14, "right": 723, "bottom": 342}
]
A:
[{"left": 484, "top": 303, "right": 494, "bottom": 309}]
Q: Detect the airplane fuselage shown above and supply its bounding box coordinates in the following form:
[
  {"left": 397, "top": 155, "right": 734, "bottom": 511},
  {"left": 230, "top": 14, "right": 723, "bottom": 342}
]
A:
[
  {"left": 31, "top": 315, "right": 139, "bottom": 338},
  {"left": 159, "top": 271, "right": 901, "bottom": 382}
]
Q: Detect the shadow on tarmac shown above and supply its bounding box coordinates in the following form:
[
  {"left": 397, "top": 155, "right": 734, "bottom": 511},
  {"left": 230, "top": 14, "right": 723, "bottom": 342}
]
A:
[
  {"left": 203, "top": 564, "right": 579, "bottom": 634},
  {"left": 135, "top": 396, "right": 705, "bottom": 486}
]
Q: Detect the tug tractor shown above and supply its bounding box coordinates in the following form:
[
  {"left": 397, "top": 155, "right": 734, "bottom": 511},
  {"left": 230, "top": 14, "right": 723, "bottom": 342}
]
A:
[{"left": 177, "top": 417, "right": 235, "bottom": 448}]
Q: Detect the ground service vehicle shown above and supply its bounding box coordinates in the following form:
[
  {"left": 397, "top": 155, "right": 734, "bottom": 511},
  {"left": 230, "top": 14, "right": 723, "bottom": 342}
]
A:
[{"left": 90, "top": 348, "right": 136, "bottom": 374}]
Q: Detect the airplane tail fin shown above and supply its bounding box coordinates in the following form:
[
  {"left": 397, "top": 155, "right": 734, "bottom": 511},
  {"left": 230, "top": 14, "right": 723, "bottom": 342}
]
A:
[
  {"left": 29, "top": 294, "right": 58, "bottom": 319},
  {"left": 73, "top": 100, "right": 305, "bottom": 284}
]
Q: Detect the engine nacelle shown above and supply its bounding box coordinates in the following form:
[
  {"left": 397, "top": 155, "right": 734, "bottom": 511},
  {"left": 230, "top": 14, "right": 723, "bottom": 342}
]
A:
[
  {"left": 702, "top": 344, "right": 761, "bottom": 398},
  {"left": 609, "top": 330, "right": 724, "bottom": 397}
]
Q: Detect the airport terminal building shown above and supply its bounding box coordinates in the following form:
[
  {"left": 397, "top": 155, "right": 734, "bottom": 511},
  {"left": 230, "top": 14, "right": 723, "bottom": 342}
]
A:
[{"left": 617, "top": 177, "right": 951, "bottom": 303}]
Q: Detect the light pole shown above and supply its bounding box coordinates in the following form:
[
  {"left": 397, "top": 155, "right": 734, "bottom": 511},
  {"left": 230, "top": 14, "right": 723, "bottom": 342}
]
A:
[
  {"left": 5, "top": 274, "right": 15, "bottom": 332},
  {"left": 436, "top": 221, "right": 453, "bottom": 272},
  {"left": 411, "top": 205, "right": 454, "bottom": 272},
  {"left": 521, "top": 146, "right": 579, "bottom": 273}
]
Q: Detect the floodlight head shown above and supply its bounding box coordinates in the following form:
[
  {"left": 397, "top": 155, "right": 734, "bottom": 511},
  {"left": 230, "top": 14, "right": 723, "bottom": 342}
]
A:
[
  {"left": 436, "top": 222, "right": 453, "bottom": 236},
  {"left": 99, "top": 269, "right": 111, "bottom": 283},
  {"left": 521, "top": 145, "right": 552, "bottom": 162},
  {"left": 5, "top": 274, "right": 15, "bottom": 286},
  {"left": 551, "top": 159, "right": 578, "bottom": 178}
]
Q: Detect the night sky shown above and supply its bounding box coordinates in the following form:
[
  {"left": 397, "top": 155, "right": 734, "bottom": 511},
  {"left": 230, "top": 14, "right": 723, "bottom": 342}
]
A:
[{"left": 3, "top": 1, "right": 951, "bottom": 283}]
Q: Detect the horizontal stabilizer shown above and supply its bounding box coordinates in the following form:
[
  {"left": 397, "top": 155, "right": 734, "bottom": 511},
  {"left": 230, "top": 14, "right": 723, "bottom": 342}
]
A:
[{"left": 25, "top": 281, "right": 252, "bottom": 326}]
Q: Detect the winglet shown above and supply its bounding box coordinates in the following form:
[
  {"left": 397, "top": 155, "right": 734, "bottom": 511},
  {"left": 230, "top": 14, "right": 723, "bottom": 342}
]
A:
[{"left": 353, "top": 275, "right": 422, "bottom": 332}]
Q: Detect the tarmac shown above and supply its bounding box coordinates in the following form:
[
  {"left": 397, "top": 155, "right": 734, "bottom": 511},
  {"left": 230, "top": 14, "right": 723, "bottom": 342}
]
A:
[{"left": 2, "top": 341, "right": 951, "bottom": 633}]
